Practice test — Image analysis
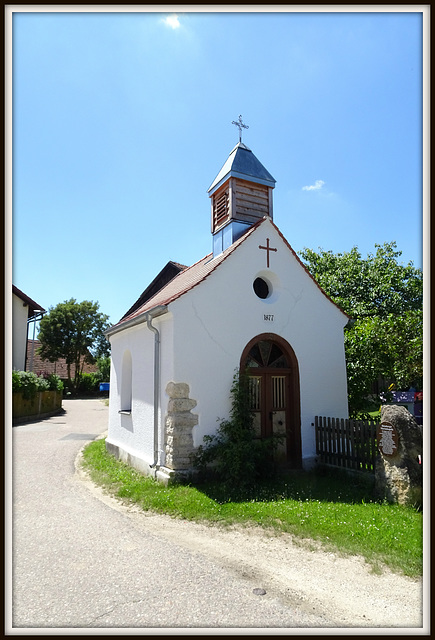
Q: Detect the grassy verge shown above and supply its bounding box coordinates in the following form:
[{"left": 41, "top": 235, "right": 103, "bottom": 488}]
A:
[{"left": 81, "top": 438, "right": 422, "bottom": 578}]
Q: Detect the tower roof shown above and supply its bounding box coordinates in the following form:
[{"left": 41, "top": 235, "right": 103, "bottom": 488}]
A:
[{"left": 208, "top": 142, "right": 276, "bottom": 195}]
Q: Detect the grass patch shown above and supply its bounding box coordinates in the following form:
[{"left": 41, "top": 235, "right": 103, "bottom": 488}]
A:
[{"left": 81, "top": 438, "right": 422, "bottom": 578}]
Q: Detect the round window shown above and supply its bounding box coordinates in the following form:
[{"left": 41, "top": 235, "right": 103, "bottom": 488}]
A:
[{"left": 253, "top": 277, "right": 270, "bottom": 299}]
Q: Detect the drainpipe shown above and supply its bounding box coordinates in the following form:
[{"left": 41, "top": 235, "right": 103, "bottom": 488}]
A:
[
  {"left": 105, "top": 304, "right": 168, "bottom": 474},
  {"left": 26, "top": 311, "right": 45, "bottom": 372},
  {"left": 145, "top": 306, "right": 168, "bottom": 474}
]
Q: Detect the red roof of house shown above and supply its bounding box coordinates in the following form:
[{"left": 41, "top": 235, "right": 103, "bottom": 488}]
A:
[
  {"left": 110, "top": 217, "right": 349, "bottom": 333},
  {"left": 111, "top": 221, "right": 262, "bottom": 331},
  {"left": 26, "top": 340, "right": 98, "bottom": 378},
  {"left": 120, "top": 260, "right": 188, "bottom": 321}
]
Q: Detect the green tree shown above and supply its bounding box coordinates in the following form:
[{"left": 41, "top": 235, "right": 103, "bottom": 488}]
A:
[
  {"left": 299, "top": 242, "right": 423, "bottom": 416},
  {"left": 37, "top": 299, "right": 111, "bottom": 394},
  {"left": 96, "top": 356, "right": 111, "bottom": 381}
]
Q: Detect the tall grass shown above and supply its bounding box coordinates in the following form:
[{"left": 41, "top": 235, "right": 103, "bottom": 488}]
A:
[{"left": 81, "top": 438, "right": 422, "bottom": 578}]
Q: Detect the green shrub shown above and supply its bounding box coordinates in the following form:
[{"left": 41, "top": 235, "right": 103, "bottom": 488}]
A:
[
  {"left": 12, "top": 370, "right": 21, "bottom": 393},
  {"left": 78, "top": 372, "right": 102, "bottom": 395},
  {"left": 44, "top": 373, "right": 64, "bottom": 392},
  {"left": 12, "top": 370, "right": 49, "bottom": 400},
  {"left": 193, "top": 370, "right": 284, "bottom": 488},
  {"left": 12, "top": 370, "right": 63, "bottom": 398}
]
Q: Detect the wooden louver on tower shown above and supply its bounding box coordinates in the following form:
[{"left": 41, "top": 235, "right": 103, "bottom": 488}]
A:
[
  {"left": 211, "top": 178, "right": 272, "bottom": 234},
  {"left": 208, "top": 143, "right": 276, "bottom": 250},
  {"left": 213, "top": 187, "right": 230, "bottom": 229}
]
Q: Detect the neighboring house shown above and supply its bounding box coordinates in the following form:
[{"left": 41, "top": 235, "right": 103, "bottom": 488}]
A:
[
  {"left": 12, "top": 285, "right": 45, "bottom": 372},
  {"left": 105, "top": 141, "right": 350, "bottom": 483},
  {"left": 26, "top": 340, "right": 98, "bottom": 379}
]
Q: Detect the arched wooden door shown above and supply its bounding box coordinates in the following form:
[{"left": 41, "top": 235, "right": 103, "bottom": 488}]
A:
[{"left": 241, "top": 334, "right": 302, "bottom": 468}]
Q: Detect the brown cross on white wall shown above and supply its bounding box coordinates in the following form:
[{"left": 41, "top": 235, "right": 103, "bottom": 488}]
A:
[{"left": 259, "top": 238, "right": 277, "bottom": 268}]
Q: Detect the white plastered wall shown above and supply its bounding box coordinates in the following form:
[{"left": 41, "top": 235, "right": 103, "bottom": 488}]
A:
[
  {"left": 107, "top": 313, "right": 174, "bottom": 468},
  {"left": 13, "top": 293, "right": 29, "bottom": 371},
  {"left": 165, "top": 219, "right": 348, "bottom": 466}
]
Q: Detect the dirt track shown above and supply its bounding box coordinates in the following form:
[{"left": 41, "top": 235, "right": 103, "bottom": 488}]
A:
[
  {"left": 78, "top": 455, "right": 424, "bottom": 630},
  {"left": 12, "top": 398, "right": 424, "bottom": 631}
]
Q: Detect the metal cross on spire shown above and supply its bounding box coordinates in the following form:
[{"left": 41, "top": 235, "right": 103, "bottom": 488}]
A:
[{"left": 232, "top": 115, "right": 249, "bottom": 143}]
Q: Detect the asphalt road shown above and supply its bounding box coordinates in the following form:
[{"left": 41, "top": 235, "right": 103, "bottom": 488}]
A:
[{"left": 10, "top": 398, "right": 332, "bottom": 632}]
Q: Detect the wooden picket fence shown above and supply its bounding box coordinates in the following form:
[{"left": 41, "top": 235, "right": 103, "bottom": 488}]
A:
[{"left": 315, "top": 416, "right": 378, "bottom": 474}]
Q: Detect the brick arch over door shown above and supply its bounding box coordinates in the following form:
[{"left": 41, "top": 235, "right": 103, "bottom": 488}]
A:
[{"left": 240, "top": 333, "right": 302, "bottom": 468}]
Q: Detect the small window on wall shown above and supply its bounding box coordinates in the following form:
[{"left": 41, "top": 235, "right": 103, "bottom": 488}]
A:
[
  {"left": 120, "top": 350, "right": 132, "bottom": 414},
  {"left": 253, "top": 277, "right": 270, "bottom": 299}
]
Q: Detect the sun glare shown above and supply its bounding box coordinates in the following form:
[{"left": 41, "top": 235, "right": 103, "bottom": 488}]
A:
[{"left": 164, "top": 15, "right": 181, "bottom": 30}]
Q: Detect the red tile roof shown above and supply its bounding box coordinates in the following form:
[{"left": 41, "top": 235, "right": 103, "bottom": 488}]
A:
[
  {"left": 26, "top": 340, "right": 98, "bottom": 378},
  {"left": 112, "top": 220, "right": 263, "bottom": 330},
  {"left": 110, "top": 217, "right": 348, "bottom": 333},
  {"left": 120, "top": 261, "right": 188, "bottom": 321}
]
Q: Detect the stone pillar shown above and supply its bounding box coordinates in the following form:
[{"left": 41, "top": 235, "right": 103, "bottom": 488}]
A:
[
  {"left": 375, "top": 405, "right": 422, "bottom": 507},
  {"left": 164, "top": 382, "right": 198, "bottom": 472}
]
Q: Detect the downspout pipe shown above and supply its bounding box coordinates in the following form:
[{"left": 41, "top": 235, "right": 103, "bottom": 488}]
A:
[
  {"left": 26, "top": 311, "right": 45, "bottom": 372},
  {"left": 105, "top": 305, "right": 168, "bottom": 475},
  {"left": 145, "top": 306, "right": 168, "bottom": 473}
]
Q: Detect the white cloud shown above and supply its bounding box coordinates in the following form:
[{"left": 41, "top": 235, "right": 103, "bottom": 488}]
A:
[
  {"left": 163, "top": 15, "right": 181, "bottom": 29},
  {"left": 302, "top": 179, "right": 325, "bottom": 192}
]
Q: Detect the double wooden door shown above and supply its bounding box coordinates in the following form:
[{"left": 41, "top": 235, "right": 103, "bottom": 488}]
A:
[{"left": 241, "top": 334, "right": 301, "bottom": 468}]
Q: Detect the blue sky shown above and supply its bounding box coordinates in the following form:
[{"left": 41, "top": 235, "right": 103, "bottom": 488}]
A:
[{"left": 10, "top": 8, "right": 426, "bottom": 329}]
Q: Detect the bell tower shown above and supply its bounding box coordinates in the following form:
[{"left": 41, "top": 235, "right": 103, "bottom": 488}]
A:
[{"left": 208, "top": 117, "right": 276, "bottom": 256}]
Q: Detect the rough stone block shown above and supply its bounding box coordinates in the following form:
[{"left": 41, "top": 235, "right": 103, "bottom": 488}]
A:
[
  {"left": 168, "top": 398, "right": 197, "bottom": 413},
  {"left": 165, "top": 413, "right": 198, "bottom": 431},
  {"left": 165, "top": 453, "right": 174, "bottom": 468},
  {"left": 375, "top": 405, "right": 423, "bottom": 507},
  {"left": 166, "top": 382, "right": 190, "bottom": 399},
  {"left": 167, "top": 432, "right": 193, "bottom": 447},
  {"left": 164, "top": 381, "right": 198, "bottom": 473}
]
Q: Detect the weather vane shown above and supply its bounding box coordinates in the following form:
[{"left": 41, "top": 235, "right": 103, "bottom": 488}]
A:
[{"left": 232, "top": 115, "right": 249, "bottom": 143}]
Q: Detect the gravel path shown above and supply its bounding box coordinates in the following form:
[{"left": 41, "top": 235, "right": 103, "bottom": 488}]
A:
[
  {"left": 10, "top": 398, "right": 425, "bottom": 632},
  {"left": 79, "top": 465, "right": 424, "bottom": 630}
]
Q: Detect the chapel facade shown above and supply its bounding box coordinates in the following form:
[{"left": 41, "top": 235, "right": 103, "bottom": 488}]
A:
[{"left": 105, "top": 134, "right": 349, "bottom": 483}]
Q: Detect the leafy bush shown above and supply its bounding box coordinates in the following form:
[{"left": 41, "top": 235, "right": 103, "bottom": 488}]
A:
[
  {"left": 12, "top": 370, "right": 21, "bottom": 393},
  {"left": 13, "top": 370, "right": 63, "bottom": 399},
  {"left": 77, "top": 372, "right": 102, "bottom": 395},
  {"left": 12, "top": 370, "right": 49, "bottom": 400},
  {"left": 44, "top": 373, "right": 64, "bottom": 392},
  {"left": 192, "top": 370, "right": 284, "bottom": 488}
]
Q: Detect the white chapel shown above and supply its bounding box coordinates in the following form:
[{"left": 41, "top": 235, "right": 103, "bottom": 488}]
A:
[{"left": 105, "top": 131, "right": 349, "bottom": 483}]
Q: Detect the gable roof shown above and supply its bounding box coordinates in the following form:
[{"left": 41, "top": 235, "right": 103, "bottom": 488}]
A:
[
  {"left": 26, "top": 340, "right": 98, "bottom": 378},
  {"left": 12, "top": 285, "right": 45, "bottom": 319},
  {"left": 120, "top": 261, "right": 187, "bottom": 321},
  {"left": 109, "top": 217, "right": 348, "bottom": 335}
]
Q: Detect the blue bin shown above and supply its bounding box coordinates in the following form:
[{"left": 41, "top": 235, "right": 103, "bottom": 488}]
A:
[{"left": 99, "top": 382, "right": 110, "bottom": 392}]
